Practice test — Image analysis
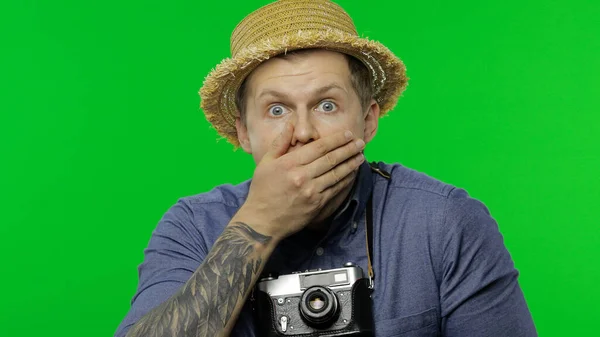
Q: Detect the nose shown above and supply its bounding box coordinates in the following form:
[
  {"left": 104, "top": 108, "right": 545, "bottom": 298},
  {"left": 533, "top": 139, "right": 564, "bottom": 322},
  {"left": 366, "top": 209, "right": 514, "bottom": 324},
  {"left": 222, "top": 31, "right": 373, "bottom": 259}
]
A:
[{"left": 290, "top": 111, "right": 319, "bottom": 146}]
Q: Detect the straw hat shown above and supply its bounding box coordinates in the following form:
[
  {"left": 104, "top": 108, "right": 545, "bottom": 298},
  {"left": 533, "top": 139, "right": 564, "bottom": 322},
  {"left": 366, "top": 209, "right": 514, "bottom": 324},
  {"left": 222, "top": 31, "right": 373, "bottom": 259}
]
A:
[{"left": 199, "top": 0, "right": 408, "bottom": 147}]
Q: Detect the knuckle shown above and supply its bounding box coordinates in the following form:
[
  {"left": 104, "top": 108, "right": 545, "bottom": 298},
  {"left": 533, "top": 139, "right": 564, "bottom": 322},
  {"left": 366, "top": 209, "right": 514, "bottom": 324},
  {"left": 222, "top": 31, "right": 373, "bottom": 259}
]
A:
[
  {"left": 331, "top": 169, "right": 341, "bottom": 183},
  {"left": 302, "top": 186, "right": 315, "bottom": 199},
  {"left": 291, "top": 173, "right": 305, "bottom": 187},
  {"left": 312, "top": 192, "right": 325, "bottom": 206},
  {"left": 315, "top": 141, "right": 328, "bottom": 156},
  {"left": 324, "top": 152, "right": 337, "bottom": 167}
]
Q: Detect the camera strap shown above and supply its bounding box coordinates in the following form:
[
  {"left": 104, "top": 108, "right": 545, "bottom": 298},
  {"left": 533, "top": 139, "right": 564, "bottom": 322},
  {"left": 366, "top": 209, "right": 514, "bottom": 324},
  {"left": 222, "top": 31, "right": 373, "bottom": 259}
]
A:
[
  {"left": 365, "top": 162, "right": 391, "bottom": 289},
  {"left": 365, "top": 193, "right": 375, "bottom": 289}
]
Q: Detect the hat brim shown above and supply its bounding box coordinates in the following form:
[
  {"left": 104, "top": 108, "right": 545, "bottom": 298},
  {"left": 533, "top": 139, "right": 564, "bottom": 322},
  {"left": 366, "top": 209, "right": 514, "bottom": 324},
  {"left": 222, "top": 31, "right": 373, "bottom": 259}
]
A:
[{"left": 199, "top": 29, "right": 408, "bottom": 147}]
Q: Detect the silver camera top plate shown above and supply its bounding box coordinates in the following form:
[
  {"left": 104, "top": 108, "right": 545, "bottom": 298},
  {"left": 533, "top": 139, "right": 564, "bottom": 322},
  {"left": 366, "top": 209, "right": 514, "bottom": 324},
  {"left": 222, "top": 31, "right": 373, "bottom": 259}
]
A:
[{"left": 257, "top": 265, "right": 364, "bottom": 297}]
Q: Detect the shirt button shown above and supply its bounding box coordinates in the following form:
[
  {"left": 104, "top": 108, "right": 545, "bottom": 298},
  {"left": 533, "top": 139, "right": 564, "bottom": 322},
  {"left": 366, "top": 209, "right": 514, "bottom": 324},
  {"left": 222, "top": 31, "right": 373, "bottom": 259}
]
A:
[{"left": 315, "top": 247, "right": 324, "bottom": 256}]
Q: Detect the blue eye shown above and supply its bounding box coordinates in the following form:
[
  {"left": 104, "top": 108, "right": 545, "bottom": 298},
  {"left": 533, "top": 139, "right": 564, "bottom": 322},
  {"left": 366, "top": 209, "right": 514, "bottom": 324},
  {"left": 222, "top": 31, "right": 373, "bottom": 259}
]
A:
[
  {"left": 269, "top": 105, "right": 286, "bottom": 116},
  {"left": 318, "top": 101, "right": 337, "bottom": 112}
]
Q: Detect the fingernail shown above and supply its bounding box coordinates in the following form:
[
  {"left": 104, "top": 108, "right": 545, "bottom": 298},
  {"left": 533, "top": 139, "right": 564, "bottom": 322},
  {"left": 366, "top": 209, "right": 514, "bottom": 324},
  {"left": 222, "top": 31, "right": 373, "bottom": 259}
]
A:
[
  {"left": 356, "top": 153, "right": 365, "bottom": 164},
  {"left": 345, "top": 130, "right": 353, "bottom": 140},
  {"left": 355, "top": 139, "right": 365, "bottom": 149}
]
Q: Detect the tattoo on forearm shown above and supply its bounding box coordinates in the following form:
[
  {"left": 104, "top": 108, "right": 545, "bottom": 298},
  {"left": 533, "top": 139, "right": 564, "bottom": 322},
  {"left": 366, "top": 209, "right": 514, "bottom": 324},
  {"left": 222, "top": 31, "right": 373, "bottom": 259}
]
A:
[{"left": 126, "top": 222, "right": 272, "bottom": 337}]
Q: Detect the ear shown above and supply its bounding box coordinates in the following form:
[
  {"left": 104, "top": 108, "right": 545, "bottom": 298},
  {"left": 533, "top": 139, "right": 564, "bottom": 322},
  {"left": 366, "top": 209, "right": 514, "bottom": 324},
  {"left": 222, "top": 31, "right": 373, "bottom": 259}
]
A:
[
  {"left": 235, "top": 117, "right": 252, "bottom": 154},
  {"left": 363, "top": 99, "right": 380, "bottom": 144}
]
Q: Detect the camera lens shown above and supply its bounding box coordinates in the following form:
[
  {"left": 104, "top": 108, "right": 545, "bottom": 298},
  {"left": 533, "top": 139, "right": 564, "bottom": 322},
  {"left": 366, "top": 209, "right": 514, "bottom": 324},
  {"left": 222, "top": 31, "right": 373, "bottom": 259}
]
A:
[
  {"left": 299, "top": 286, "right": 339, "bottom": 327},
  {"left": 308, "top": 293, "right": 326, "bottom": 311}
]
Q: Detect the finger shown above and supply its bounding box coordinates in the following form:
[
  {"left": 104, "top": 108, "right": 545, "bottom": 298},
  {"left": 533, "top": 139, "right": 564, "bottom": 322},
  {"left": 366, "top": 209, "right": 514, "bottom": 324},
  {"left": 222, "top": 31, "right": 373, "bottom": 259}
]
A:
[
  {"left": 314, "top": 152, "right": 364, "bottom": 193},
  {"left": 306, "top": 137, "right": 365, "bottom": 178},
  {"left": 293, "top": 130, "right": 355, "bottom": 165},
  {"left": 265, "top": 122, "right": 293, "bottom": 160},
  {"left": 319, "top": 164, "right": 359, "bottom": 199}
]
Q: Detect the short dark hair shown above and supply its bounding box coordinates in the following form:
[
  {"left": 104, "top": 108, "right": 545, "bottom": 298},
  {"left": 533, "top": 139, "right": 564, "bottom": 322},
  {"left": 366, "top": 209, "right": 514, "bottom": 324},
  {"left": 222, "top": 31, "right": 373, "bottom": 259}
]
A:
[{"left": 234, "top": 49, "right": 373, "bottom": 123}]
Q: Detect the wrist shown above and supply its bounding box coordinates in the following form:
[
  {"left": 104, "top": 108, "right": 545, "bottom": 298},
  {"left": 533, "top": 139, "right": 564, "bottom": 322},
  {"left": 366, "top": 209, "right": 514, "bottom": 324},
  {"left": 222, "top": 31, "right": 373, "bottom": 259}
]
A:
[{"left": 231, "top": 205, "right": 284, "bottom": 244}]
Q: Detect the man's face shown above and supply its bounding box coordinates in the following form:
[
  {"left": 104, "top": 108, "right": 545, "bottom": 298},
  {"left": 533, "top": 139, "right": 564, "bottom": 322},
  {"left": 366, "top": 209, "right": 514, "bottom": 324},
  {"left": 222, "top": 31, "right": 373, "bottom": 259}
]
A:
[{"left": 235, "top": 49, "right": 380, "bottom": 163}]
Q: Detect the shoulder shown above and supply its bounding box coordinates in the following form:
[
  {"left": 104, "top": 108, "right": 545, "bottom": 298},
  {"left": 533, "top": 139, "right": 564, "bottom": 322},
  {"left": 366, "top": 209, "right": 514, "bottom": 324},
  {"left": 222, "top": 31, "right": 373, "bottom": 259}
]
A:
[
  {"left": 373, "top": 161, "right": 493, "bottom": 230},
  {"left": 152, "top": 179, "right": 252, "bottom": 253},
  {"left": 373, "top": 162, "right": 505, "bottom": 279},
  {"left": 373, "top": 162, "right": 461, "bottom": 216},
  {"left": 159, "top": 179, "right": 250, "bottom": 226},
  {"left": 179, "top": 180, "right": 250, "bottom": 207},
  {"left": 375, "top": 161, "right": 457, "bottom": 198},
  {"left": 175, "top": 178, "right": 252, "bottom": 230},
  {"left": 178, "top": 179, "right": 251, "bottom": 209}
]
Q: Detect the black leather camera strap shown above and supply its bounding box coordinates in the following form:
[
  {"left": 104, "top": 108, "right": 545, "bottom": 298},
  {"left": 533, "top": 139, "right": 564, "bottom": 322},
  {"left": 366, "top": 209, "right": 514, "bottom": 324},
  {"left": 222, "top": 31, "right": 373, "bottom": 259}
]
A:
[{"left": 365, "top": 162, "right": 391, "bottom": 289}]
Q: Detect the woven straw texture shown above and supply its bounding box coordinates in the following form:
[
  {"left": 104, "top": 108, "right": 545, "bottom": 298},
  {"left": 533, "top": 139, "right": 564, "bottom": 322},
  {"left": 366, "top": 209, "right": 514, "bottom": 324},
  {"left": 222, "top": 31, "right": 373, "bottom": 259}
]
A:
[{"left": 199, "top": 0, "right": 408, "bottom": 147}]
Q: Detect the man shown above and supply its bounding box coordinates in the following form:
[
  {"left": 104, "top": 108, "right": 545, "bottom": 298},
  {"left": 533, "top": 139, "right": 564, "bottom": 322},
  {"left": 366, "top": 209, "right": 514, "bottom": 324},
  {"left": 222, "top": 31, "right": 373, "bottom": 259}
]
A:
[{"left": 115, "top": 0, "right": 537, "bottom": 336}]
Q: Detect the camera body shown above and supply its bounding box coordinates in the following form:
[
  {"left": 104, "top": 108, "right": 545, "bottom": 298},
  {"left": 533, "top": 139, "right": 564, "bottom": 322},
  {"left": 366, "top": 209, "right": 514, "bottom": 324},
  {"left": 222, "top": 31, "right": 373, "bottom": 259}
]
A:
[{"left": 253, "top": 263, "right": 374, "bottom": 336}]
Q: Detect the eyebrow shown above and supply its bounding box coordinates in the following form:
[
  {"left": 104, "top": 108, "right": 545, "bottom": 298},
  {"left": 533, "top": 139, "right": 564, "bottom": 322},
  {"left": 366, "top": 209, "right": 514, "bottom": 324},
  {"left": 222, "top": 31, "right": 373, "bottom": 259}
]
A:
[{"left": 256, "top": 83, "right": 348, "bottom": 101}]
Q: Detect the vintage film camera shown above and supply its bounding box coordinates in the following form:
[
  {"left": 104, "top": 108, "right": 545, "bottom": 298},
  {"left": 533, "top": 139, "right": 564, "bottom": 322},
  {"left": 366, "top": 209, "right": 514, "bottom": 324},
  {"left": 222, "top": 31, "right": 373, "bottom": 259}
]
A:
[{"left": 253, "top": 263, "right": 374, "bottom": 336}]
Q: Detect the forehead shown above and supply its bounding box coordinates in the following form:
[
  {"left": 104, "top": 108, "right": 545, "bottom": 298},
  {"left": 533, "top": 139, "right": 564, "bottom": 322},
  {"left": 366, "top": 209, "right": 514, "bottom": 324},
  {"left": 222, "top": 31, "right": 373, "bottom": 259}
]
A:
[{"left": 245, "top": 49, "right": 351, "bottom": 92}]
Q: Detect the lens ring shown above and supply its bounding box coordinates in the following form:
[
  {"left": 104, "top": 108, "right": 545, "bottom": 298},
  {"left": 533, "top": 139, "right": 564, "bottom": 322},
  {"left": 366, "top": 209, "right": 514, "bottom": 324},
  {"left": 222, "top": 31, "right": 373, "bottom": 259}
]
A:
[
  {"left": 306, "top": 290, "right": 328, "bottom": 313},
  {"left": 299, "top": 286, "right": 339, "bottom": 327}
]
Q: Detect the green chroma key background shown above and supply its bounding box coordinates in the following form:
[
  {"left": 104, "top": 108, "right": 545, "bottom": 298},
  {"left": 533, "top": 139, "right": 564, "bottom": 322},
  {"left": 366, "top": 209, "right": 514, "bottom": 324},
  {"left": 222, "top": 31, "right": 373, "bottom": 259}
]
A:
[{"left": 1, "top": 0, "right": 598, "bottom": 336}]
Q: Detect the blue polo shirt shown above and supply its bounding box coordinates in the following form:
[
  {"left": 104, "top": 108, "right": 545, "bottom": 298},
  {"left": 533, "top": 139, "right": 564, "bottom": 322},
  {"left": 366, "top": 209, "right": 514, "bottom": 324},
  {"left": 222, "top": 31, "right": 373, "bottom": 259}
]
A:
[{"left": 115, "top": 161, "right": 537, "bottom": 336}]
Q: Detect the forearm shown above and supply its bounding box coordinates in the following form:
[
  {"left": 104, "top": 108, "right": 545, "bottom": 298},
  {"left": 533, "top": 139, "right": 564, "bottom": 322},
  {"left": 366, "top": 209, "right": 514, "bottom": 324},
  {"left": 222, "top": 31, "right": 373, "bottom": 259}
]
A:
[{"left": 125, "top": 221, "right": 278, "bottom": 337}]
